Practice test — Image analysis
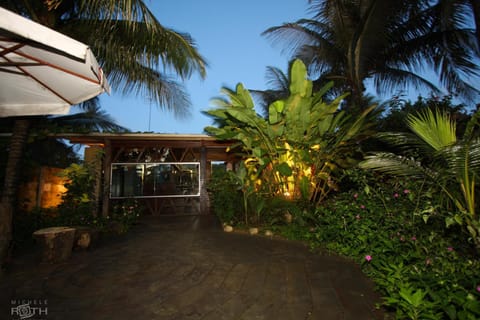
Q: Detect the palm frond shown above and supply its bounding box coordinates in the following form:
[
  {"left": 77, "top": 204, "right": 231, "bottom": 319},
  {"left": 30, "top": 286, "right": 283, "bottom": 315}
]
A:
[
  {"left": 372, "top": 68, "right": 441, "bottom": 96},
  {"left": 51, "top": 105, "right": 129, "bottom": 132},
  {"left": 9, "top": 0, "right": 208, "bottom": 117},
  {"left": 443, "top": 139, "right": 480, "bottom": 179},
  {"left": 263, "top": 0, "right": 480, "bottom": 107},
  {"left": 406, "top": 108, "right": 457, "bottom": 151},
  {"left": 106, "top": 63, "right": 191, "bottom": 118},
  {"left": 360, "top": 152, "right": 430, "bottom": 178}
]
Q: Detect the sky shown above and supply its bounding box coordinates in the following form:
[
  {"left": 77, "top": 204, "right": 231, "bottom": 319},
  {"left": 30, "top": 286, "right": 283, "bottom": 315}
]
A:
[
  {"left": 96, "top": 1, "right": 479, "bottom": 135},
  {"left": 98, "top": 0, "right": 309, "bottom": 134}
]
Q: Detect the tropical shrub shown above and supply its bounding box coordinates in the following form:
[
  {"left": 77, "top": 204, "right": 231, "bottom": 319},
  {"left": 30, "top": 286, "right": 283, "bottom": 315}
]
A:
[
  {"left": 207, "top": 163, "right": 297, "bottom": 226},
  {"left": 361, "top": 108, "right": 480, "bottom": 251},
  {"left": 207, "top": 166, "right": 244, "bottom": 225},
  {"left": 108, "top": 198, "right": 143, "bottom": 233},
  {"left": 205, "top": 60, "right": 375, "bottom": 212}
]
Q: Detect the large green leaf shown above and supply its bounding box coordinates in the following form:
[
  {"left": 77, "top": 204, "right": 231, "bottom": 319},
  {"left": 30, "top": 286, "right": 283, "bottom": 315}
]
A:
[
  {"left": 289, "top": 59, "right": 311, "bottom": 97},
  {"left": 268, "top": 100, "right": 284, "bottom": 124},
  {"left": 276, "top": 162, "right": 293, "bottom": 177}
]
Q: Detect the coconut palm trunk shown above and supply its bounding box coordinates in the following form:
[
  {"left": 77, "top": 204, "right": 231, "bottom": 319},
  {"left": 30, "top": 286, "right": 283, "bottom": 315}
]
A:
[{"left": 0, "top": 119, "right": 30, "bottom": 266}]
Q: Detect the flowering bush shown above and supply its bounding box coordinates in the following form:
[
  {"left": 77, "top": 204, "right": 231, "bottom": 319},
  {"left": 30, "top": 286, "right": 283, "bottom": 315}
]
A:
[
  {"left": 289, "top": 171, "right": 480, "bottom": 319},
  {"left": 110, "top": 198, "right": 143, "bottom": 233}
]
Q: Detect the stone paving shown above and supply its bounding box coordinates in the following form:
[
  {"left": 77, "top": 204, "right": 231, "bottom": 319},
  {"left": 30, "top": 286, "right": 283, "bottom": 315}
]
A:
[{"left": 1, "top": 215, "right": 384, "bottom": 319}]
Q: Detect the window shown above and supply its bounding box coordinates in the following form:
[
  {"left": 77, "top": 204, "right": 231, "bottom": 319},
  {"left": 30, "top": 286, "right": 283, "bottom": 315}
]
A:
[{"left": 110, "top": 162, "right": 200, "bottom": 198}]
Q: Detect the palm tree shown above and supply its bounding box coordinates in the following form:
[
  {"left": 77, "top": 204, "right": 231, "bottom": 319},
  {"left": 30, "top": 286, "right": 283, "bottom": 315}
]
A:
[
  {"left": 262, "top": 0, "right": 480, "bottom": 113},
  {"left": 0, "top": 0, "right": 207, "bottom": 266}
]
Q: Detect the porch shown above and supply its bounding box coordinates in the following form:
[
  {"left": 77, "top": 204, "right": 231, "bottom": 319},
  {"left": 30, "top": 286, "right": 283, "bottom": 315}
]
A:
[{"left": 64, "top": 133, "right": 237, "bottom": 216}]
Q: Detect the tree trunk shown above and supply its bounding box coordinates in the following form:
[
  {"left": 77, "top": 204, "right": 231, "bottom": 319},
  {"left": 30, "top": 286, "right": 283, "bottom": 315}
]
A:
[
  {"left": 32, "top": 227, "right": 76, "bottom": 263},
  {"left": 0, "top": 119, "right": 30, "bottom": 266}
]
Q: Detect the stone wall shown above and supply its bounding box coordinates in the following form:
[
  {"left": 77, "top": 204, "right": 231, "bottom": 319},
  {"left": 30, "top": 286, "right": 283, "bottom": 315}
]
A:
[{"left": 18, "top": 167, "right": 68, "bottom": 211}]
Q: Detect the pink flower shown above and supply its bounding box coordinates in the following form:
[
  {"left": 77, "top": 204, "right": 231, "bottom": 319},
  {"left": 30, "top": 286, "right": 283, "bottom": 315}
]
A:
[
  {"left": 360, "top": 205, "right": 365, "bottom": 209},
  {"left": 425, "top": 258, "right": 432, "bottom": 265},
  {"left": 476, "top": 285, "right": 480, "bottom": 293},
  {"left": 393, "top": 193, "right": 399, "bottom": 198},
  {"left": 353, "top": 193, "right": 359, "bottom": 199},
  {"left": 447, "top": 246, "right": 454, "bottom": 252},
  {"left": 355, "top": 214, "right": 361, "bottom": 220},
  {"left": 404, "top": 189, "right": 410, "bottom": 194},
  {"left": 411, "top": 236, "right": 417, "bottom": 241},
  {"left": 365, "top": 255, "right": 372, "bottom": 262}
]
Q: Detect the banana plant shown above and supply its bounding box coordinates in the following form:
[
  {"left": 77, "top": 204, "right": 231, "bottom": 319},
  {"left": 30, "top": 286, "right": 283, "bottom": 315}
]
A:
[
  {"left": 205, "top": 59, "right": 375, "bottom": 206},
  {"left": 361, "top": 108, "right": 480, "bottom": 250}
]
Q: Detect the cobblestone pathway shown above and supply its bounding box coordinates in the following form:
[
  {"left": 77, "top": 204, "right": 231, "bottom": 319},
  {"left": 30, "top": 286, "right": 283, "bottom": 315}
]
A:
[{"left": 1, "top": 215, "right": 383, "bottom": 320}]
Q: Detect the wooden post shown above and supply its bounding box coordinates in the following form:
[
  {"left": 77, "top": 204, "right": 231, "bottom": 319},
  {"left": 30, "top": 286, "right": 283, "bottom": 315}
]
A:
[
  {"left": 102, "top": 139, "right": 112, "bottom": 218},
  {"left": 35, "top": 167, "right": 44, "bottom": 208},
  {"left": 84, "top": 145, "right": 103, "bottom": 217},
  {"left": 200, "top": 146, "right": 208, "bottom": 214}
]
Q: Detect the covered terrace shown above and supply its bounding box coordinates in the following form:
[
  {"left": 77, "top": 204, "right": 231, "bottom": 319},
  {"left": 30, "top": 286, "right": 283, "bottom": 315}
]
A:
[{"left": 63, "top": 133, "right": 237, "bottom": 217}]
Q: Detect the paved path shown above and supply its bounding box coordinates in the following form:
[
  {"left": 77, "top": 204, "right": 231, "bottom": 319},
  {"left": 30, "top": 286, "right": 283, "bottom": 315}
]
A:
[{"left": 1, "top": 215, "right": 384, "bottom": 319}]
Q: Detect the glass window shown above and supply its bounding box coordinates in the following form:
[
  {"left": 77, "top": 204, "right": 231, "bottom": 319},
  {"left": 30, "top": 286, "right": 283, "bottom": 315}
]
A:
[{"left": 111, "top": 162, "right": 200, "bottom": 198}]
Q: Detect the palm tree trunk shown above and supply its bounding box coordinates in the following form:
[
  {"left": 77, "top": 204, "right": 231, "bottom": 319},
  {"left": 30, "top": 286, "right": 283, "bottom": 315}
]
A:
[{"left": 0, "top": 119, "right": 30, "bottom": 266}]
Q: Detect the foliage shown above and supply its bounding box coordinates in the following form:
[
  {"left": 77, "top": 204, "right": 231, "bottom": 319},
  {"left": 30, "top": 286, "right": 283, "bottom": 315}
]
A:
[
  {"left": 207, "top": 166, "right": 244, "bottom": 225},
  {"left": 205, "top": 60, "right": 375, "bottom": 213},
  {"left": 58, "top": 163, "right": 95, "bottom": 208},
  {"left": 375, "top": 94, "right": 472, "bottom": 135},
  {"left": 361, "top": 108, "right": 480, "bottom": 251},
  {"left": 11, "top": 198, "right": 143, "bottom": 252},
  {"left": 207, "top": 163, "right": 302, "bottom": 227},
  {"left": 56, "top": 163, "right": 143, "bottom": 233},
  {"left": 109, "top": 198, "right": 143, "bottom": 234},
  {"left": 300, "top": 169, "right": 480, "bottom": 319}
]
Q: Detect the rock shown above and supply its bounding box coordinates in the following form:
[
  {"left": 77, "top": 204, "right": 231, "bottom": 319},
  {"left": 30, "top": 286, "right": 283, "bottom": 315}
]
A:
[
  {"left": 284, "top": 211, "right": 293, "bottom": 224},
  {"left": 223, "top": 225, "right": 233, "bottom": 232},
  {"left": 249, "top": 227, "right": 259, "bottom": 235},
  {"left": 74, "top": 226, "right": 99, "bottom": 250},
  {"left": 265, "top": 230, "right": 273, "bottom": 237},
  {"left": 77, "top": 232, "right": 91, "bottom": 249}
]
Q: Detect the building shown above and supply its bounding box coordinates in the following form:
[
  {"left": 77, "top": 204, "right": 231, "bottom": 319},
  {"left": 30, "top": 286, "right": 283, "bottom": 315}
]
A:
[{"left": 63, "top": 133, "right": 237, "bottom": 216}]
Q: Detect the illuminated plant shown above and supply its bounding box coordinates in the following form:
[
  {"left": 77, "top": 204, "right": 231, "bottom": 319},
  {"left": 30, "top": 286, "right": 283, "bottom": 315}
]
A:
[{"left": 205, "top": 59, "right": 374, "bottom": 206}]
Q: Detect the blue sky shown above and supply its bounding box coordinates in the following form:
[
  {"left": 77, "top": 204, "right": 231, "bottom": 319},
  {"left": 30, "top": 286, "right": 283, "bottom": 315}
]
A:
[
  {"left": 96, "top": 1, "right": 478, "bottom": 134},
  {"left": 99, "top": 1, "right": 309, "bottom": 134}
]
